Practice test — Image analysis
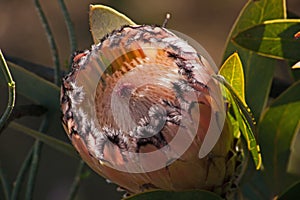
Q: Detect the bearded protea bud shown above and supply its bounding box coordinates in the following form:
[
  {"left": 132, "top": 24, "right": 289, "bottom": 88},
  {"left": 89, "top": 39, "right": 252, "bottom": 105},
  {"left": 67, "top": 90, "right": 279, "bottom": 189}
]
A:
[{"left": 60, "top": 25, "right": 244, "bottom": 198}]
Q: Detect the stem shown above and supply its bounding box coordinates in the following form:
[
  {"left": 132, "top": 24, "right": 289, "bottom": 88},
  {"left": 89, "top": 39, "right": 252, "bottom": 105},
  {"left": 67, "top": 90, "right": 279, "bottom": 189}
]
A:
[
  {"left": 67, "top": 160, "right": 85, "bottom": 200},
  {"left": 25, "top": 118, "right": 48, "bottom": 200},
  {"left": 0, "top": 166, "right": 10, "bottom": 200},
  {"left": 0, "top": 50, "right": 15, "bottom": 133},
  {"left": 34, "top": 0, "right": 61, "bottom": 86},
  {"left": 57, "top": 0, "right": 77, "bottom": 69},
  {"left": 11, "top": 148, "right": 34, "bottom": 200}
]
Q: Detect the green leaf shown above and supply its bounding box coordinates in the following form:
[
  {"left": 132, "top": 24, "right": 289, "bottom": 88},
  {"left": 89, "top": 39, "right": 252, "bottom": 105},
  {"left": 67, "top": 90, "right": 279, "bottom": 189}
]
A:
[
  {"left": 89, "top": 4, "right": 136, "bottom": 44},
  {"left": 223, "top": 0, "right": 287, "bottom": 120},
  {"left": 217, "top": 53, "right": 262, "bottom": 169},
  {"left": 277, "top": 181, "right": 300, "bottom": 200},
  {"left": 0, "top": 62, "right": 65, "bottom": 136},
  {"left": 3, "top": 62, "right": 60, "bottom": 113},
  {"left": 219, "top": 52, "right": 245, "bottom": 104},
  {"left": 271, "top": 80, "right": 300, "bottom": 106},
  {"left": 258, "top": 82, "right": 300, "bottom": 193},
  {"left": 233, "top": 19, "right": 300, "bottom": 62},
  {"left": 286, "top": 121, "right": 300, "bottom": 176},
  {"left": 124, "top": 190, "right": 222, "bottom": 200},
  {"left": 213, "top": 75, "right": 262, "bottom": 170},
  {"left": 0, "top": 51, "right": 15, "bottom": 133},
  {"left": 9, "top": 122, "right": 78, "bottom": 159}
]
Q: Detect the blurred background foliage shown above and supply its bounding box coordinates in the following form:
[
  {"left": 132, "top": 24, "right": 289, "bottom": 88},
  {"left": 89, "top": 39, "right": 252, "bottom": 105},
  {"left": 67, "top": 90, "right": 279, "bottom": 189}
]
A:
[{"left": 1, "top": 0, "right": 300, "bottom": 200}]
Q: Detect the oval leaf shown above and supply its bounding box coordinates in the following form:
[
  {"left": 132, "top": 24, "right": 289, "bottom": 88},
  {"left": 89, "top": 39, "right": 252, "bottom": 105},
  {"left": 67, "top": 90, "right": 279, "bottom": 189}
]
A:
[
  {"left": 213, "top": 75, "right": 262, "bottom": 170},
  {"left": 219, "top": 52, "right": 245, "bottom": 104},
  {"left": 223, "top": 0, "right": 286, "bottom": 120},
  {"left": 89, "top": 4, "right": 136, "bottom": 44},
  {"left": 233, "top": 19, "right": 300, "bottom": 62},
  {"left": 124, "top": 190, "right": 222, "bottom": 200}
]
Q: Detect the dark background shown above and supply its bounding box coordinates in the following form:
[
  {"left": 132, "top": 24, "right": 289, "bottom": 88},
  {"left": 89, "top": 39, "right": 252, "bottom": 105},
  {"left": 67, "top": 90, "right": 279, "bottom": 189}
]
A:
[{"left": 1, "top": 0, "right": 300, "bottom": 199}]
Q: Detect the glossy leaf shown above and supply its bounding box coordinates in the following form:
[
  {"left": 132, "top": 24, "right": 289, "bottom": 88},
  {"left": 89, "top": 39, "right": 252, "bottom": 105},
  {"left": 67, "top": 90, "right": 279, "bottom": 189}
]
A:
[
  {"left": 258, "top": 81, "right": 300, "bottom": 193},
  {"left": 233, "top": 19, "right": 300, "bottom": 62},
  {"left": 125, "top": 190, "right": 222, "bottom": 200},
  {"left": 223, "top": 0, "right": 287, "bottom": 120},
  {"left": 292, "top": 61, "right": 300, "bottom": 69},
  {"left": 219, "top": 52, "right": 245, "bottom": 104},
  {"left": 89, "top": 4, "right": 136, "bottom": 44},
  {"left": 213, "top": 75, "right": 262, "bottom": 170},
  {"left": 218, "top": 53, "right": 261, "bottom": 169}
]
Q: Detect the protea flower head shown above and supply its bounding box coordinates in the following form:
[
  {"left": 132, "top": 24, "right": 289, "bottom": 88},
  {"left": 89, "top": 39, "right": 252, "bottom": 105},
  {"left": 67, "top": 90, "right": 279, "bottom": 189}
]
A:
[{"left": 60, "top": 25, "right": 244, "bottom": 198}]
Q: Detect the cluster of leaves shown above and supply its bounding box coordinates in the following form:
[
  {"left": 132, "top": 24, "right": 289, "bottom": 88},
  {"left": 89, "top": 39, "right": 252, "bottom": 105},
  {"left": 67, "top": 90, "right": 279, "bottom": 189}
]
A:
[{"left": 0, "top": 0, "right": 300, "bottom": 199}]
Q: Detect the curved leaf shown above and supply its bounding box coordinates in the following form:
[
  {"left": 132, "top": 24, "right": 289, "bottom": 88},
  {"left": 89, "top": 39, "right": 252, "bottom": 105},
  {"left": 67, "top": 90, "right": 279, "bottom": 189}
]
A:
[
  {"left": 219, "top": 52, "right": 245, "bottom": 104},
  {"left": 0, "top": 62, "right": 64, "bottom": 136},
  {"left": 89, "top": 4, "right": 136, "bottom": 44},
  {"left": 277, "top": 181, "right": 300, "bottom": 200},
  {"left": 287, "top": 121, "right": 300, "bottom": 176},
  {"left": 213, "top": 75, "right": 262, "bottom": 170},
  {"left": 258, "top": 85, "right": 300, "bottom": 193},
  {"left": 9, "top": 122, "right": 78, "bottom": 159},
  {"left": 223, "top": 0, "right": 287, "bottom": 120},
  {"left": 233, "top": 19, "right": 300, "bottom": 62},
  {"left": 3, "top": 62, "right": 60, "bottom": 113},
  {"left": 124, "top": 190, "right": 222, "bottom": 200},
  {"left": 271, "top": 80, "right": 300, "bottom": 106}
]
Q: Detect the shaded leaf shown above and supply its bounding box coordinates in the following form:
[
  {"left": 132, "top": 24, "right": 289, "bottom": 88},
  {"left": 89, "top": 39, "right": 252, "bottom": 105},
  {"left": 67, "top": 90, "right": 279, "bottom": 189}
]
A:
[
  {"left": 1, "top": 62, "right": 60, "bottom": 113},
  {"left": 0, "top": 62, "right": 64, "bottom": 136},
  {"left": 0, "top": 51, "right": 15, "bottom": 134},
  {"left": 89, "top": 4, "right": 136, "bottom": 44},
  {"left": 223, "top": 0, "right": 286, "bottom": 120},
  {"left": 277, "top": 181, "right": 300, "bottom": 200},
  {"left": 6, "top": 55, "right": 54, "bottom": 82},
  {"left": 233, "top": 19, "right": 300, "bottom": 62},
  {"left": 271, "top": 80, "right": 300, "bottom": 106},
  {"left": 287, "top": 121, "right": 300, "bottom": 176},
  {"left": 124, "top": 190, "right": 222, "bottom": 200},
  {"left": 9, "top": 122, "right": 78, "bottom": 159},
  {"left": 258, "top": 85, "right": 300, "bottom": 194}
]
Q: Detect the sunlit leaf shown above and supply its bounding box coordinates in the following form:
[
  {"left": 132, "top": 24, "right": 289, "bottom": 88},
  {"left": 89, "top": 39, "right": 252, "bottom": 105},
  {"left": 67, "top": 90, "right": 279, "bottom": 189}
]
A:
[
  {"left": 219, "top": 52, "right": 245, "bottom": 104},
  {"left": 292, "top": 61, "right": 300, "bottom": 69},
  {"left": 213, "top": 75, "right": 262, "bottom": 170},
  {"left": 223, "top": 0, "right": 287, "bottom": 120},
  {"left": 233, "top": 19, "right": 300, "bottom": 62},
  {"left": 89, "top": 4, "right": 136, "bottom": 44},
  {"left": 124, "top": 190, "right": 222, "bottom": 200}
]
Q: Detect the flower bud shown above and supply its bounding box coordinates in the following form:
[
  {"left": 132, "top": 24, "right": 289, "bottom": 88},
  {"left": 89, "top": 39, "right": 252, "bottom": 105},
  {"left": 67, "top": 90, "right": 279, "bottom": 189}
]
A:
[{"left": 61, "top": 25, "right": 244, "bottom": 198}]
